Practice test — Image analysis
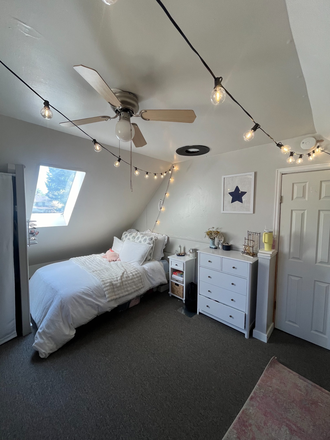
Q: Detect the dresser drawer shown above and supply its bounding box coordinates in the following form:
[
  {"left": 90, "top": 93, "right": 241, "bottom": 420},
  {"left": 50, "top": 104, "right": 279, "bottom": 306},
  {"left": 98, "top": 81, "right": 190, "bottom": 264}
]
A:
[
  {"left": 170, "top": 259, "right": 184, "bottom": 271},
  {"left": 199, "top": 267, "right": 247, "bottom": 295},
  {"left": 199, "top": 295, "right": 245, "bottom": 330},
  {"left": 222, "top": 258, "right": 248, "bottom": 277},
  {"left": 199, "top": 253, "right": 221, "bottom": 271},
  {"left": 199, "top": 281, "right": 246, "bottom": 312}
]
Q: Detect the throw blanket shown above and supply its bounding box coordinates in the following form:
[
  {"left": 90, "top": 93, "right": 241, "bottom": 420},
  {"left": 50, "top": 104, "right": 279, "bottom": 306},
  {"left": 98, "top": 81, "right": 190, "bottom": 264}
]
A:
[{"left": 71, "top": 254, "right": 144, "bottom": 301}]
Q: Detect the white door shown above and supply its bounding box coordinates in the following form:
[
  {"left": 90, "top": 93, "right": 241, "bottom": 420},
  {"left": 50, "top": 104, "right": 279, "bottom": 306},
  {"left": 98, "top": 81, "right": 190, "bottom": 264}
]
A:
[{"left": 275, "top": 169, "right": 330, "bottom": 349}]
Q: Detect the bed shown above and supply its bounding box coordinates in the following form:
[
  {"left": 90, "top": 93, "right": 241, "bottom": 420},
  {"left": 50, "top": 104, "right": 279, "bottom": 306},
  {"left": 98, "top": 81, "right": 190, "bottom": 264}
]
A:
[{"left": 29, "top": 230, "right": 168, "bottom": 358}]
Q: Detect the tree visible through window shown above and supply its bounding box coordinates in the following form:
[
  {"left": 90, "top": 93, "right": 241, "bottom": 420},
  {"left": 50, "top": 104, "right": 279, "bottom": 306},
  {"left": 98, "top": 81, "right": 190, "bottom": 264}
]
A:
[{"left": 32, "top": 165, "right": 85, "bottom": 227}]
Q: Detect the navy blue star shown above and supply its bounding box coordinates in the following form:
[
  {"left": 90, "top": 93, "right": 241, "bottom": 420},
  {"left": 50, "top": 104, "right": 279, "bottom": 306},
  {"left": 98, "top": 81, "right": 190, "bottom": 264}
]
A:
[{"left": 228, "top": 186, "right": 247, "bottom": 204}]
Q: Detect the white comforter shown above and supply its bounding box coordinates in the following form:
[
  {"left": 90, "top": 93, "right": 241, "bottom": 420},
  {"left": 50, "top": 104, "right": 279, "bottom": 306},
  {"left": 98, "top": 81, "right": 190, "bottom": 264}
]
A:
[{"left": 29, "top": 258, "right": 167, "bottom": 358}]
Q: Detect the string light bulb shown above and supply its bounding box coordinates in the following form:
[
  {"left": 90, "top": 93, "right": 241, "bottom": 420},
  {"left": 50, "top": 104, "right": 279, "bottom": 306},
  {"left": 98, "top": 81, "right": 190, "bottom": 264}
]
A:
[
  {"left": 281, "top": 144, "right": 291, "bottom": 154},
  {"left": 243, "top": 123, "right": 260, "bottom": 142},
  {"left": 114, "top": 157, "right": 121, "bottom": 167},
  {"left": 154, "top": 173, "right": 158, "bottom": 179},
  {"left": 287, "top": 152, "right": 295, "bottom": 163},
  {"left": 156, "top": 220, "right": 160, "bottom": 225},
  {"left": 315, "top": 145, "right": 321, "bottom": 154},
  {"left": 307, "top": 153, "right": 313, "bottom": 161},
  {"left": 134, "top": 167, "right": 140, "bottom": 176},
  {"left": 160, "top": 173, "right": 164, "bottom": 178},
  {"left": 211, "top": 77, "right": 226, "bottom": 105},
  {"left": 165, "top": 192, "right": 169, "bottom": 197},
  {"left": 93, "top": 139, "right": 102, "bottom": 152},
  {"left": 145, "top": 172, "right": 149, "bottom": 179},
  {"left": 296, "top": 154, "right": 303, "bottom": 164},
  {"left": 40, "top": 101, "right": 53, "bottom": 120},
  {"left": 312, "top": 150, "right": 316, "bottom": 158}
]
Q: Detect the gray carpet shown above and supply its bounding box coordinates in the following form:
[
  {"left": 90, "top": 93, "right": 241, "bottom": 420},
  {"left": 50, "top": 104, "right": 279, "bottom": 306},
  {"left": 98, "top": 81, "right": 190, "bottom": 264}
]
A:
[{"left": 1, "top": 291, "right": 330, "bottom": 440}]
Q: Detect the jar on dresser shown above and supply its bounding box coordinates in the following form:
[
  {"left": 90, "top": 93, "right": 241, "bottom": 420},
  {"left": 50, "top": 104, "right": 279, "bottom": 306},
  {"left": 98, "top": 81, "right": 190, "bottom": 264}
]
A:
[{"left": 197, "top": 248, "right": 258, "bottom": 338}]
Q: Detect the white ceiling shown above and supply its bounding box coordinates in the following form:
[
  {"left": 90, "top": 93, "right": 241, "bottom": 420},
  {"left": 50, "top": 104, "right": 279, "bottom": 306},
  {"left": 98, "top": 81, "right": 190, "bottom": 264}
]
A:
[{"left": 0, "top": 0, "right": 327, "bottom": 162}]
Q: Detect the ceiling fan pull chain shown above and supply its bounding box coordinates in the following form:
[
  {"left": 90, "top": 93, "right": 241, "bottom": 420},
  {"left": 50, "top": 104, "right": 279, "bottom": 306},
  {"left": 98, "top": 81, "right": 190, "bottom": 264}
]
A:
[{"left": 130, "top": 139, "right": 133, "bottom": 192}]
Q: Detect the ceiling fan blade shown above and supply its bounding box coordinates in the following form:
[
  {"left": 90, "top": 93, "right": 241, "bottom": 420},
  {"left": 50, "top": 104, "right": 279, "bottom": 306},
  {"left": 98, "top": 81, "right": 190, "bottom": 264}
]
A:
[
  {"left": 140, "top": 109, "right": 196, "bottom": 123},
  {"left": 132, "top": 123, "right": 147, "bottom": 148},
  {"left": 60, "top": 116, "right": 111, "bottom": 128},
  {"left": 73, "top": 65, "right": 122, "bottom": 108}
]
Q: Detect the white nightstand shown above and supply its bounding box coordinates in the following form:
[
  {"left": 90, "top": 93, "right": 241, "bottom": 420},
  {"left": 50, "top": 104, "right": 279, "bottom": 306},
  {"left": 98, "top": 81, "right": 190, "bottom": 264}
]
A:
[{"left": 168, "top": 254, "right": 195, "bottom": 302}]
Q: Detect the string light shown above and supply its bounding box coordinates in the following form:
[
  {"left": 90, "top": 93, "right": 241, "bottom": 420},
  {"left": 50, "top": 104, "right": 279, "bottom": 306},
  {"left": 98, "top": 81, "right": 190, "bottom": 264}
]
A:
[
  {"left": 296, "top": 154, "right": 303, "bottom": 164},
  {"left": 170, "top": 177, "right": 174, "bottom": 183},
  {"left": 156, "top": 220, "right": 160, "bottom": 225},
  {"left": 312, "top": 150, "right": 316, "bottom": 158},
  {"left": 40, "top": 101, "right": 53, "bottom": 120},
  {"left": 315, "top": 145, "right": 321, "bottom": 154},
  {"left": 281, "top": 145, "right": 291, "bottom": 154},
  {"left": 287, "top": 152, "right": 295, "bottom": 163},
  {"left": 114, "top": 157, "right": 121, "bottom": 167},
  {"left": 134, "top": 167, "right": 140, "bottom": 176},
  {"left": 154, "top": 173, "right": 158, "bottom": 179},
  {"left": 93, "top": 139, "right": 102, "bottom": 152},
  {"left": 160, "top": 173, "right": 164, "bottom": 178},
  {"left": 243, "top": 123, "right": 260, "bottom": 142},
  {"left": 165, "top": 192, "right": 169, "bottom": 197},
  {"left": 211, "top": 77, "right": 226, "bottom": 105},
  {"left": 307, "top": 153, "right": 313, "bottom": 161},
  {"left": 145, "top": 172, "right": 149, "bottom": 179}
]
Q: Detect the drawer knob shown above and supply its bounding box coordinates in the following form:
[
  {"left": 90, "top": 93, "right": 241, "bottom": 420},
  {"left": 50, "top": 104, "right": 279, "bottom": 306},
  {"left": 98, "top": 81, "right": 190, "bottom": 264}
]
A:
[
  {"left": 208, "top": 290, "right": 212, "bottom": 293},
  {"left": 232, "top": 266, "right": 237, "bottom": 269},
  {"left": 229, "top": 315, "right": 234, "bottom": 319},
  {"left": 231, "top": 298, "right": 235, "bottom": 302},
  {"left": 208, "top": 260, "right": 212, "bottom": 263},
  {"left": 231, "top": 283, "right": 236, "bottom": 286},
  {"left": 206, "top": 305, "right": 210, "bottom": 308},
  {"left": 208, "top": 276, "right": 212, "bottom": 279}
]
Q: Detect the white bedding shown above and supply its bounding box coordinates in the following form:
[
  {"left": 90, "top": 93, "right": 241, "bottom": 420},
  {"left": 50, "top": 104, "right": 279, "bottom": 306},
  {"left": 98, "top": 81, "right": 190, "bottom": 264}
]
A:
[{"left": 29, "top": 258, "right": 167, "bottom": 358}]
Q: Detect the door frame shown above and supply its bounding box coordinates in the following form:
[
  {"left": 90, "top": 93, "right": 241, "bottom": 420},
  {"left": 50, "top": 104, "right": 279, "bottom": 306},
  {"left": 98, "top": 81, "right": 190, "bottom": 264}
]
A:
[{"left": 273, "top": 163, "right": 330, "bottom": 251}]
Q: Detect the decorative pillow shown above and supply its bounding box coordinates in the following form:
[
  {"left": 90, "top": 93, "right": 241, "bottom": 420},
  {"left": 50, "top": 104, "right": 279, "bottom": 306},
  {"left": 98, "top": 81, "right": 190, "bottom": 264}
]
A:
[
  {"left": 119, "top": 240, "right": 151, "bottom": 266},
  {"left": 112, "top": 236, "right": 123, "bottom": 254},
  {"left": 121, "top": 230, "right": 137, "bottom": 242},
  {"left": 142, "top": 230, "right": 168, "bottom": 260},
  {"left": 133, "top": 232, "right": 156, "bottom": 262},
  {"left": 102, "top": 249, "right": 121, "bottom": 262}
]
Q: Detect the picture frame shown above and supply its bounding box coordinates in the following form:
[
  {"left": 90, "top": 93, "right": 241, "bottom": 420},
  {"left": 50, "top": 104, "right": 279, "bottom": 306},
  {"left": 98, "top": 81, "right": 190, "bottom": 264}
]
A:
[{"left": 222, "top": 172, "right": 255, "bottom": 214}]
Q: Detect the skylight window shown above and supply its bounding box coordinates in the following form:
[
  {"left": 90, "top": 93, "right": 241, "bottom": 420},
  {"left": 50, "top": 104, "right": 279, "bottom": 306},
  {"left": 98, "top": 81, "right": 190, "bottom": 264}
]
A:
[{"left": 31, "top": 166, "right": 86, "bottom": 227}]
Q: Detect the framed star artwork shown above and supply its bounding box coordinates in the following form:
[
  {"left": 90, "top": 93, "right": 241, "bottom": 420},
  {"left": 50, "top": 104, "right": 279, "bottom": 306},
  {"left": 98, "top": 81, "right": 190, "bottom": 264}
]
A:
[{"left": 221, "top": 172, "right": 255, "bottom": 213}]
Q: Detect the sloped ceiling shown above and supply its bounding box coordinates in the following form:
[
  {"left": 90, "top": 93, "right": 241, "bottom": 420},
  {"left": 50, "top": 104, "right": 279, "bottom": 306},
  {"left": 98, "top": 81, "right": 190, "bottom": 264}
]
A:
[
  {"left": 0, "top": 0, "right": 320, "bottom": 162},
  {"left": 286, "top": 0, "right": 330, "bottom": 142}
]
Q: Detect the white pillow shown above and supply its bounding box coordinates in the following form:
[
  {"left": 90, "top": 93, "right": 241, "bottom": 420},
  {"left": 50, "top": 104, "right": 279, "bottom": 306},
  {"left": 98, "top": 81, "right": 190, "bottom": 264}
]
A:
[
  {"left": 119, "top": 240, "right": 151, "bottom": 265},
  {"left": 142, "top": 230, "right": 168, "bottom": 260},
  {"left": 112, "top": 236, "right": 123, "bottom": 254},
  {"left": 121, "top": 230, "right": 137, "bottom": 242}
]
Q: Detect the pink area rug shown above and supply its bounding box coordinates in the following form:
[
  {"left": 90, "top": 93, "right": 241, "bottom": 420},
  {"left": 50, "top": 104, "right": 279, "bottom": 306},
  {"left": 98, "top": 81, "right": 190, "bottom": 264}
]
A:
[{"left": 222, "top": 357, "right": 330, "bottom": 440}]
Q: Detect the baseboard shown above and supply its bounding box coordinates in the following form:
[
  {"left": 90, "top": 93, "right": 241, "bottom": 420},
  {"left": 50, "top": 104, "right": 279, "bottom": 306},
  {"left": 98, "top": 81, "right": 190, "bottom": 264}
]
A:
[{"left": 253, "top": 322, "right": 275, "bottom": 343}]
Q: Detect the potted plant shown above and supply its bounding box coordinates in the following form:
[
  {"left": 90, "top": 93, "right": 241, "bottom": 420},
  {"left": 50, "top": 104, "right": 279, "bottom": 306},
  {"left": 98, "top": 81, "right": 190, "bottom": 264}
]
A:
[{"left": 205, "top": 227, "right": 225, "bottom": 249}]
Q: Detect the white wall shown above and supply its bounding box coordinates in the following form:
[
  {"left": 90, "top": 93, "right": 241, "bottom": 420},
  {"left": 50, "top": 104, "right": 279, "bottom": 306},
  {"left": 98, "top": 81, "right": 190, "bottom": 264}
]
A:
[
  {"left": 133, "top": 135, "right": 330, "bottom": 255},
  {"left": 0, "top": 115, "right": 171, "bottom": 267}
]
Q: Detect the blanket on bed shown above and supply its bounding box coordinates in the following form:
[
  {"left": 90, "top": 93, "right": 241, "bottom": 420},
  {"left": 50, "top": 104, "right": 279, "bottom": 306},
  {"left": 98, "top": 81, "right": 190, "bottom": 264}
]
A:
[{"left": 71, "top": 255, "right": 144, "bottom": 301}]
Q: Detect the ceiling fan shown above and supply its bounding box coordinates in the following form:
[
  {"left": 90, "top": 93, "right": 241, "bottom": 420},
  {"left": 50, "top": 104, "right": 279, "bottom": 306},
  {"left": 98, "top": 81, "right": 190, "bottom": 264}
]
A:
[{"left": 60, "top": 65, "right": 197, "bottom": 148}]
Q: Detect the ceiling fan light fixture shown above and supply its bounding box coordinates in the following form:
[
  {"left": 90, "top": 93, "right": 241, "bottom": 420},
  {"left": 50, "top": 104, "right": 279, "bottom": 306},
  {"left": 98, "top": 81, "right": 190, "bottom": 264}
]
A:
[
  {"left": 115, "top": 113, "right": 135, "bottom": 142},
  {"left": 211, "top": 77, "right": 226, "bottom": 105}
]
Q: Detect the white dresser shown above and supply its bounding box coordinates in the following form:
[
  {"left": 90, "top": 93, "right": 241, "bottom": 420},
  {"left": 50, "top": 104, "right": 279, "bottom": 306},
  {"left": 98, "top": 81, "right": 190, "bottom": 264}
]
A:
[{"left": 197, "top": 249, "right": 258, "bottom": 338}]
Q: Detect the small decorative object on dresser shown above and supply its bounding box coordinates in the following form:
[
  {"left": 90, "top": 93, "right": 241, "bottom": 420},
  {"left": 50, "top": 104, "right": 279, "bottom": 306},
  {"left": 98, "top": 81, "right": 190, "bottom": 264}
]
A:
[
  {"left": 168, "top": 254, "right": 195, "bottom": 302},
  {"left": 205, "top": 227, "right": 225, "bottom": 249},
  {"left": 197, "top": 248, "right": 258, "bottom": 338}
]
